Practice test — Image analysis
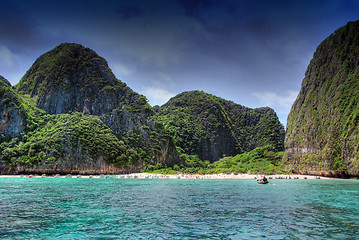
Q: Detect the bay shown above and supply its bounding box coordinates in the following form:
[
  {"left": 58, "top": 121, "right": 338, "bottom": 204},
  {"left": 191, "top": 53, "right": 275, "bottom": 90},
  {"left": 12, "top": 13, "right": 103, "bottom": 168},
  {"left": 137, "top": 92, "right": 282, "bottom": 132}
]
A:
[{"left": 0, "top": 178, "right": 358, "bottom": 239}]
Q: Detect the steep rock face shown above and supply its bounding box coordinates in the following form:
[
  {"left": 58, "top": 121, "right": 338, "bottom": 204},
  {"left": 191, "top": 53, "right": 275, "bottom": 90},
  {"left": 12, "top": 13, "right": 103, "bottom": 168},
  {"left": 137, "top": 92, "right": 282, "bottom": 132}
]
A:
[
  {"left": 1, "top": 139, "right": 121, "bottom": 175},
  {"left": 0, "top": 113, "right": 145, "bottom": 174},
  {"left": 15, "top": 43, "right": 181, "bottom": 167},
  {"left": 158, "top": 91, "right": 285, "bottom": 162},
  {"left": 285, "top": 21, "right": 359, "bottom": 177},
  {"left": 17, "top": 43, "right": 152, "bottom": 137},
  {"left": 0, "top": 76, "right": 24, "bottom": 137}
]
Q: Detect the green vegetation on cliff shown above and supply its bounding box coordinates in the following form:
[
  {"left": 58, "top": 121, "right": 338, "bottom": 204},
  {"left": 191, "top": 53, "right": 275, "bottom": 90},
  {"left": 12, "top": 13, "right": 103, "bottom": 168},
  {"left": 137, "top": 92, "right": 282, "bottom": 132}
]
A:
[
  {"left": 17, "top": 43, "right": 118, "bottom": 96},
  {"left": 0, "top": 76, "right": 46, "bottom": 136},
  {"left": 157, "top": 90, "right": 285, "bottom": 162},
  {"left": 1, "top": 43, "right": 182, "bottom": 173},
  {"left": 285, "top": 20, "right": 359, "bottom": 176},
  {"left": 147, "top": 146, "right": 285, "bottom": 175},
  {"left": 210, "top": 146, "right": 285, "bottom": 174},
  {"left": 0, "top": 112, "right": 153, "bottom": 169},
  {"left": 17, "top": 43, "right": 153, "bottom": 116},
  {"left": 1, "top": 43, "right": 286, "bottom": 174},
  {"left": 1, "top": 78, "right": 131, "bottom": 169},
  {"left": 1, "top": 76, "right": 20, "bottom": 110}
]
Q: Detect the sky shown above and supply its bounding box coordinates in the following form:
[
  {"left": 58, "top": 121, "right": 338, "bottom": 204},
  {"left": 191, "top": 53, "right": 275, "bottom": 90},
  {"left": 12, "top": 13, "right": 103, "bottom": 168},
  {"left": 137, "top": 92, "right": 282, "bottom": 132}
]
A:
[{"left": 0, "top": 0, "right": 358, "bottom": 126}]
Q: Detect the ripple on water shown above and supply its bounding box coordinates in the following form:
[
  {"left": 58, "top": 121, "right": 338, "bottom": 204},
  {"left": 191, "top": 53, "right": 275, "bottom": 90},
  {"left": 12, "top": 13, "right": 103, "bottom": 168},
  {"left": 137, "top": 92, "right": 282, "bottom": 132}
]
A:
[{"left": 0, "top": 178, "right": 358, "bottom": 239}]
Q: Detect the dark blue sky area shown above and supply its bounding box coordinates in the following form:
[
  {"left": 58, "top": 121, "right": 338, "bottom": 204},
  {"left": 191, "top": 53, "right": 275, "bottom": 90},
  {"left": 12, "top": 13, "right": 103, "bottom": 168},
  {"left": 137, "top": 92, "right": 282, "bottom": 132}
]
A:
[{"left": 1, "top": 0, "right": 358, "bottom": 125}]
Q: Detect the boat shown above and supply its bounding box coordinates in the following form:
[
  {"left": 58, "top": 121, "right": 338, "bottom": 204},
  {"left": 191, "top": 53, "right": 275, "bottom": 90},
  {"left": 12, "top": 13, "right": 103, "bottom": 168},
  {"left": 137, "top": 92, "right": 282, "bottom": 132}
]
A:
[{"left": 257, "top": 177, "right": 269, "bottom": 184}]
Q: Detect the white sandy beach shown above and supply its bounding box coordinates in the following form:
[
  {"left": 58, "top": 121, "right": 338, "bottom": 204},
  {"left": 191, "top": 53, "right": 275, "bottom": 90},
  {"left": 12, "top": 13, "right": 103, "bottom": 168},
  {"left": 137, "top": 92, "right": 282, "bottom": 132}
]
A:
[{"left": 0, "top": 173, "right": 333, "bottom": 180}]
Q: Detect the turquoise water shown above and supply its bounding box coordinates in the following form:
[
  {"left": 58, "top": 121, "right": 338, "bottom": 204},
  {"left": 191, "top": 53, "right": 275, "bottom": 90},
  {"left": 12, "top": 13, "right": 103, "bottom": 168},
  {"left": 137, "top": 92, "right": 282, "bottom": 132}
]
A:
[{"left": 0, "top": 178, "right": 358, "bottom": 239}]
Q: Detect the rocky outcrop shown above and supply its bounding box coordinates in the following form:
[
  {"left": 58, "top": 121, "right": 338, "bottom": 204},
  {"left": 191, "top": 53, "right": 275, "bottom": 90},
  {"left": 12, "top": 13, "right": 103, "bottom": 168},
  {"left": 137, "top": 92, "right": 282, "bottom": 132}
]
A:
[
  {"left": 0, "top": 44, "right": 182, "bottom": 174},
  {"left": 0, "top": 76, "right": 24, "bottom": 137},
  {"left": 285, "top": 21, "right": 359, "bottom": 177},
  {"left": 17, "top": 43, "right": 154, "bottom": 138},
  {"left": 0, "top": 112, "right": 149, "bottom": 175},
  {"left": 158, "top": 91, "right": 285, "bottom": 162},
  {"left": 2, "top": 140, "right": 142, "bottom": 175},
  {"left": 16, "top": 43, "right": 181, "bottom": 165},
  {"left": 0, "top": 42, "right": 287, "bottom": 174}
]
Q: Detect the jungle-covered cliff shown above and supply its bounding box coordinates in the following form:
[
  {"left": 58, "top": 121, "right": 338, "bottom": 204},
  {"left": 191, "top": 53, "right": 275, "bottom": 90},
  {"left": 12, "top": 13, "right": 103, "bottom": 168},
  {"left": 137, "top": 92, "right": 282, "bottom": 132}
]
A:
[
  {"left": 0, "top": 75, "right": 25, "bottom": 137},
  {"left": 0, "top": 43, "right": 286, "bottom": 174},
  {"left": 0, "top": 43, "right": 181, "bottom": 174},
  {"left": 157, "top": 91, "right": 285, "bottom": 162},
  {"left": 285, "top": 21, "right": 359, "bottom": 177}
]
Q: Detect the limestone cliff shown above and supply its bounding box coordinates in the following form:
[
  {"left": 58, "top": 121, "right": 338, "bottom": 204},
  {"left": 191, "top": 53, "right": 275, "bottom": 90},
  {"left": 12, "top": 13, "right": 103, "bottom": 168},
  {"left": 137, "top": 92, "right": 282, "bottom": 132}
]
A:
[
  {"left": 158, "top": 91, "right": 285, "bottom": 162},
  {"left": 285, "top": 21, "right": 359, "bottom": 177},
  {"left": 0, "top": 76, "right": 24, "bottom": 137},
  {"left": 0, "top": 43, "right": 182, "bottom": 174},
  {"left": 0, "top": 113, "right": 147, "bottom": 174},
  {"left": 17, "top": 43, "right": 154, "bottom": 138}
]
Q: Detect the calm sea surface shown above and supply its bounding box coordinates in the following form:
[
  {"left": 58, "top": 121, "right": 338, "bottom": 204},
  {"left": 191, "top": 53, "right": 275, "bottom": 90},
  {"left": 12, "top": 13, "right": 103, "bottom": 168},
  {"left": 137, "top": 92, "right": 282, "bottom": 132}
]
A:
[{"left": 0, "top": 177, "right": 358, "bottom": 239}]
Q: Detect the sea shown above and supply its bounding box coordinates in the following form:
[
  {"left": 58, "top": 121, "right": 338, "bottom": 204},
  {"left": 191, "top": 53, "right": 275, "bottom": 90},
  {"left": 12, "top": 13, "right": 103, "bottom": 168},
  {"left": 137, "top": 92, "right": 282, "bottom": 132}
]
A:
[{"left": 0, "top": 177, "right": 358, "bottom": 239}]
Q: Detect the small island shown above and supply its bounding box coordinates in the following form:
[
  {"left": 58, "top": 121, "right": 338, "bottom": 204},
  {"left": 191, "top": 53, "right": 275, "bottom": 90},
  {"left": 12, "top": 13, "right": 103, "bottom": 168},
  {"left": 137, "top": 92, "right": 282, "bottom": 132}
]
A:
[{"left": 1, "top": 21, "right": 359, "bottom": 178}]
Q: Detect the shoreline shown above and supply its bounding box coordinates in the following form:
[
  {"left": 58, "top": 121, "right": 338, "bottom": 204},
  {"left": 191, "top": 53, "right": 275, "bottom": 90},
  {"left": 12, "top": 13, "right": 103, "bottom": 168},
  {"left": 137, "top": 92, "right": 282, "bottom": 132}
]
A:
[{"left": 0, "top": 173, "right": 343, "bottom": 180}]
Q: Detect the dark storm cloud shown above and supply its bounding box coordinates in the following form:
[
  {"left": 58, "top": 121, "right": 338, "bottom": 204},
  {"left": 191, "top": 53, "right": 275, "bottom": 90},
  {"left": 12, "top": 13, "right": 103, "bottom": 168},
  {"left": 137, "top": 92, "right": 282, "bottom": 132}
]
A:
[
  {"left": 0, "top": 1, "right": 46, "bottom": 50},
  {"left": 171, "top": 0, "right": 359, "bottom": 90},
  {"left": 176, "top": 0, "right": 214, "bottom": 17},
  {"left": 1, "top": 0, "right": 358, "bottom": 125},
  {"left": 117, "top": 4, "right": 143, "bottom": 21}
]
